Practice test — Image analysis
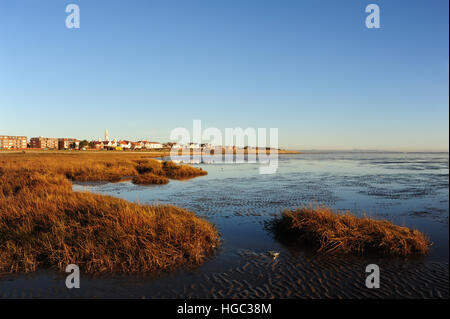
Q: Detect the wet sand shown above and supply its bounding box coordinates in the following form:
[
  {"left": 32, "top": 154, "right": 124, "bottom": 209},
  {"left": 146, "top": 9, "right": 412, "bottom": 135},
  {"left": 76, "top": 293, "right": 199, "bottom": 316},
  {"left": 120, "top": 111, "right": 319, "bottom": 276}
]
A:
[{"left": 0, "top": 252, "right": 447, "bottom": 298}]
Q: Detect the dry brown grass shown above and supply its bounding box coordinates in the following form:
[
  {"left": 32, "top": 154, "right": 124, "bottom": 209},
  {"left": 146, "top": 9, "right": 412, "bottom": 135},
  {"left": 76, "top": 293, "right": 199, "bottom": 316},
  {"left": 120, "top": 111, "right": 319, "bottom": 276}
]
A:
[
  {"left": 269, "top": 206, "right": 430, "bottom": 256},
  {"left": 0, "top": 153, "right": 218, "bottom": 273},
  {"left": 136, "top": 159, "right": 165, "bottom": 176},
  {"left": 133, "top": 159, "right": 207, "bottom": 183},
  {"left": 162, "top": 161, "right": 207, "bottom": 179},
  {"left": 133, "top": 173, "right": 169, "bottom": 185}
]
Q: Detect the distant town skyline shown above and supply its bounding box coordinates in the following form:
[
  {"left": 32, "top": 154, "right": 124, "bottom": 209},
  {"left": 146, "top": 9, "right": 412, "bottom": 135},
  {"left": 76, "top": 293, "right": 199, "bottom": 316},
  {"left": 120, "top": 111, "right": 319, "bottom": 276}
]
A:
[
  {"left": 1, "top": 129, "right": 448, "bottom": 152},
  {"left": 1, "top": 1, "right": 448, "bottom": 151}
]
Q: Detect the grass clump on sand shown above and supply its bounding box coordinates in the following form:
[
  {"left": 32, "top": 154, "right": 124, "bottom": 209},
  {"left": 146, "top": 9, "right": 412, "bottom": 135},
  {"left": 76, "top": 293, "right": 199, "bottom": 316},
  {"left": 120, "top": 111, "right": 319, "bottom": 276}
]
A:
[
  {"left": 0, "top": 153, "right": 218, "bottom": 273},
  {"left": 135, "top": 159, "right": 165, "bottom": 176},
  {"left": 162, "top": 161, "right": 208, "bottom": 180},
  {"left": 132, "top": 173, "right": 169, "bottom": 185},
  {"left": 269, "top": 206, "right": 430, "bottom": 256},
  {"left": 132, "top": 159, "right": 207, "bottom": 184}
]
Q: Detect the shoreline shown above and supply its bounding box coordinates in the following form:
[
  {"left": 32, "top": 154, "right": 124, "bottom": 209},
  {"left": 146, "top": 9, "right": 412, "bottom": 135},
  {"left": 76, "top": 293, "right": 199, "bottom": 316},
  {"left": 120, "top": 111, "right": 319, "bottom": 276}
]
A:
[{"left": 0, "top": 149, "right": 301, "bottom": 155}]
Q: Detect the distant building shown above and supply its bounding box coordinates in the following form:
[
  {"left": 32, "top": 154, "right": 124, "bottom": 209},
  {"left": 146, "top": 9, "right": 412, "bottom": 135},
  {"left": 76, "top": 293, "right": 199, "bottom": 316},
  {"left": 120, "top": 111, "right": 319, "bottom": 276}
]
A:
[
  {"left": 147, "top": 142, "right": 163, "bottom": 149},
  {"left": 188, "top": 143, "right": 200, "bottom": 149},
  {"left": 201, "top": 143, "right": 213, "bottom": 149},
  {"left": 91, "top": 141, "right": 104, "bottom": 150},
  {"left": 118, "top": 140, "right": 132, "bottom": 149},
  {"left": 164, "top": 142, "right": 183, "bottom": 149},
  {"left": 0, "top": 135, "right": 27, "bottom": 149},
  {"left": 58, "top": 138, "right": 80, "bottom": 150},
  {"left": 131, "top": 142, "right": 142, "bottom": 150},
  {"left": 102, "top": 139, "right": 117, "bottom": 149},
  {"left": 139, "top": 140, "right": 151, "bottom": 149},
  {"left": 30, "top": 137, "right": 58, "bottom": 149},
  {"left": 139, "top": 141, "right": 162, "bottom": 149},
  {"left": 170, "top": 143, "right": 182, "bottom": 149}
]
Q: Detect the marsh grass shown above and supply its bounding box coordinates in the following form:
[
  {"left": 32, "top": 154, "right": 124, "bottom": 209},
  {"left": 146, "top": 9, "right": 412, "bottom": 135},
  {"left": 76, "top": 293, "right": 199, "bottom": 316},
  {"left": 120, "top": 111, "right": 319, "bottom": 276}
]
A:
[
  {"left": 133, "top": 159, "right": 207, "bottom": 184},
  {"left": 133, "top": 173, "right": 169, "bottom": 185},
  {"left": 269, "top": 206, "right": 430, "bottom": 256},
  {"left": 162, "top": 161, "right": 207, "bottom": 179},
  {"left": 0, "top": 153, "right": 218, "bottom": 273}
]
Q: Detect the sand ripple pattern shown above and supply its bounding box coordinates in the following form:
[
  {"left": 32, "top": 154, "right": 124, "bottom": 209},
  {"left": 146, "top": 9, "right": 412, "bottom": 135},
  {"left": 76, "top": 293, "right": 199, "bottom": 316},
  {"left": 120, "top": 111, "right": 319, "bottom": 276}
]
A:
[{"left": 0, "top": 253, "right": 447, "bottom": 299}]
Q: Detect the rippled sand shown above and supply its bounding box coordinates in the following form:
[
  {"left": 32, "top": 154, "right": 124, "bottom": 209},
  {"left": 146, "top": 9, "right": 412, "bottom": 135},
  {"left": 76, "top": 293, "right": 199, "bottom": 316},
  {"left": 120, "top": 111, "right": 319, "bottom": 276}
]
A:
[{"left": 0, "top": 252, "right": 447, "bottom": 298}]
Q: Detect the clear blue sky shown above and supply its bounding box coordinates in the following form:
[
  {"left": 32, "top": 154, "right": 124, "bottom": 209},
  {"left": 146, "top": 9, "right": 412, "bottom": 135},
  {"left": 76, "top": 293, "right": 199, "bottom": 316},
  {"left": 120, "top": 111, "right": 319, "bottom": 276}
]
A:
[{"left": 0, "top": 0, "right": 448, "bottom": 151}]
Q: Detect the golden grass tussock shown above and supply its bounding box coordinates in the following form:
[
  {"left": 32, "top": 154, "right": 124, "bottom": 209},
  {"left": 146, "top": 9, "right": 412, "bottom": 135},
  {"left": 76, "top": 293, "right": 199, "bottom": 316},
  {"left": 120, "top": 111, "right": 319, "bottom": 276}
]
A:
[
  {"left": 132, "top": 173, "right": 169, "bottom": 185},
  {"left": 269, "top": 206, "right": 430, "bottom": 256},
  {"left": 0, "top": 153, "right": 218, "bottom": 273},
  {"left": 136, "top": 159, "right": 165, "bottom": 176},
  {"left": 162, "top": 161, "right": 207, "bottom": 179},
  {"left": 132, "top": 159, "right": 207, "bottom": 184}
]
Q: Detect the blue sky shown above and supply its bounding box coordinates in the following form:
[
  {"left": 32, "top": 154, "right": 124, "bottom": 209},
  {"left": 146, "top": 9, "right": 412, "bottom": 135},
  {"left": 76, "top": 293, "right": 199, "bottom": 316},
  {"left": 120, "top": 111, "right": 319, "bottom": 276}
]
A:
[{"left": 0, "top": 0, "right": 448, "bottom": 151}]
